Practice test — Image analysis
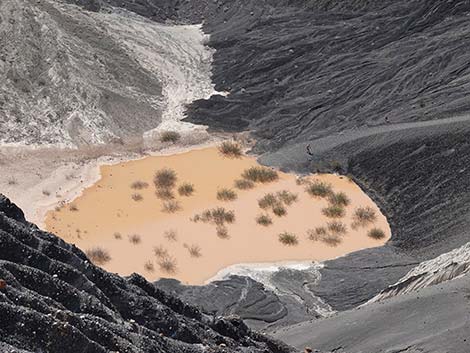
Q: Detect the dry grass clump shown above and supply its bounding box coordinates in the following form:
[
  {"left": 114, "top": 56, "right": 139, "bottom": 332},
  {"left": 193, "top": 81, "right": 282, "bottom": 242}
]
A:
[
  {"left": 161, "top": 200, "right": 181, "bottom": 213},
  {"left": 217, "top": 188, "right": 238, "bottom": 201},
  {"left": 321, "top": 233, "right": 342, "bottom": 247},
  {"left": 328, "top": 192, "right": 350, "bottom": 207},
  {"left": 278, "top": 232, "right": 299, "bottom": 246},
  {"left": 305, "top": 180, "right": 333, "bottom": 198},
  {"left": 155, "top": 188, "right": 175, "bottom": 200},
  {"left": 113, "top": 232, "right": 122, "bottom": 240},
  {"left": 258, "top": 193, "right": 278, "bottom": 209},
  {"left": 276, "top": 190, "right": 298, "bottom": 206},
  {"left": 218, "top": 141, "right": 243, "bottom": 158},
  {"left": 258, "top": 191, "right": 295, "bottom": 217},
  {"left": 322, "top": 205, "right": 345, "bottom": 218},
  {"left": 216, "top": 225, "right": 229, "bottom": 239},
  {"left": 131, "top": 193, "right": 143, "bottom": 202},
  {"left": 256, "top": 214, "right": 273, "bottom": 226},
  {"left": 242, "top": 166, "right": 278, "bottom": 183},
  {"left": 153, "top": 168, "right": 178, "bottom": 189},
  {"left": 178, "top": 183, "right": 195, "bottom": 196},
  {"left": 154, "top": 245, "right": 169, "bottom": 258},
  {"left": 327, "top": 221, "right": 347, "bottom": 236},
  {"left": 307, "top": 222, "right": 346, "bottom": 246},
  {"left": 353, "top": 206, "right": 377, "bottom": 226},
  {"left": 164, "top": 229, "right": 178, "bottom": 242},
  {"left": 272, "top": 205, "right": 287, "bottom": 217},
  {"left": 144, "top": 261, "right": 155, "bottom": 272},
  {"left": 69, "top": 204, "right": 79, "bottom": 212},
  {"left": 368, "top": 228, "right": 386, "bottom": 240},
  {"left": 85, "top": 247, "right": 111, "bottom": 265},
  {"left": 307, "top": 227, "right": 327, "bottom": 241},
  {"left": 159, "top": 131, "right": 181, "bottom": 143},
  {"left": 234, "top": 179, "right": 255, "bottom": 190},
  {"left": 131, "top": 180, "right": 149, "bottom": 190},
  {"left": 128, "top": 234, "right": 141, "bottom": 245},
  {"left": 193, "top": 207, "right": 235, "bottom": 226},
  {"left": 158, "top": 256, "right": 177, "bottom": 274},
  {"left": 184, "top": 244, "right": 202, "bottom": 258}
]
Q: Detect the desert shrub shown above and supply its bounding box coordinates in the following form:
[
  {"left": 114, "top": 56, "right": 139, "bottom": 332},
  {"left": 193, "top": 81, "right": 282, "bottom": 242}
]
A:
[
  {"left": 154, "top": 245, "right": 168, "bottom": 258},
  {"left": 161, "top": 200, "right": 181, "bottom": 213},
  {"left": 328, "top": 192, "right": 350, "bottom": 207},
  {"left": 158, "top": 256, "right": 177, "bottom": 274},
  {"left": 7, "top": 177, "right": 17, "bottom": 185},
  {"left": 128, "top": 234, "right": 141, "bottom": 245},
  {"left": 155, "top": 188, "right": 175, "bottom": 200},
  {"left": 42, "top": 190, "right": 51, "bottom": 196},
  {"left": 322, "top": 205, "right": 345, "bottom": 218},
  {"left": 113, "top": 232, "right": 122, "bottom": 240},
  {"left": 194, "top": 207, "right": 235, "bottom": 226},
  {"left": 178, "top": 183, "right": 195, "bottom": 196},
  {"left": 278, "top": 232, "right": 298, "bottom": 246},
  {"left": 212, "top": 207, "right": 235, "bottom": 225},
  {"left": 153, "top": 168, "right": 177, "bottom": 189},
  {"left": 327, "top": 221, "right": 347, "bottom": 236},
  {"left": 69, "top": 204, "right": 79, "bottom": 212},
  {"left": 217, "top": 188, "right": 237, "bottom": 201},
  {"left": 185, "top": 244, "right": 202, "bottom": 258},
  {"left": 131, "top": 180, "right": 149, "bottom": 190},
  {"left": 256, "top": 214, "right": 273, "bottom": 226},
  {"left": 131, "top": 193, "right": 143, "bottom": 202},
  {"left": 305, "top": 180, "right": 333, "bottom": 198},
  {"left": 277, "top": 190, "right": 298, "bottom": 206},
  {"left": 234, "top": 179, "right": 255, "bottom": 190},
  {"left": 307, "top": 227, "right": 327, "bottom": 241},
  {"left": 216, "top": 225, "right": 230, "bottom": 239},
  {"left": 242, "top": 166, "right": 279, "bottom": 183},
  {"left": 368, "top": 228, "right": 386, "bottom": 240},
  {"left": 258, "top": 193, "right": 279, "bottom": 209},
  {"left": 164, "top": 229, "right": 178, "bottom": 242},
  {"left": 272, "top": 205, "right": 287, "bottom": 217},
  {"left": 353, "top": 206, "right": 377, "bottom": 225},
  {"left": 321, "top": 233, "right": 342, "bottom": 247},
  {"left": 330, "top": 160, "right": 343, "bottom": 173},
  {"left": 218, "top": 141, "right": 243, "bottom": 158},
  {"left": 85, "top": 247, "right": 111, "bottom": 265},
  {"left": 144, "top": 261, "right": 155, "bottom": 272},
  {"left": 160, "top": 131, "right": 181, "bottom": 143}
]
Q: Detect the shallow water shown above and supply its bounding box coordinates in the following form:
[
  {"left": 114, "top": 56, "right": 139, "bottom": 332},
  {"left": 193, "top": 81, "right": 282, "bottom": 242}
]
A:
[{"left": 45, "top": 147, "right": 390, "bottom": 285}]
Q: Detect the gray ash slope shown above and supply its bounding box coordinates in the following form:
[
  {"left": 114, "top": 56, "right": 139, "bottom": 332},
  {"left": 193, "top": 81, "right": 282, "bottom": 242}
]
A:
[
  {"left": 0, "top": 195, "right": 294, "bottom": 353},
  {"left": 0, "top": 0, "right": 162, "bottom": 145}
]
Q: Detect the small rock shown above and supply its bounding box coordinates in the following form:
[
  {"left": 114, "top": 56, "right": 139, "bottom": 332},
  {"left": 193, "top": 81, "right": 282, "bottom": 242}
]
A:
[{"left": 304, "top": 348, "right": 313, "bottom": 353}]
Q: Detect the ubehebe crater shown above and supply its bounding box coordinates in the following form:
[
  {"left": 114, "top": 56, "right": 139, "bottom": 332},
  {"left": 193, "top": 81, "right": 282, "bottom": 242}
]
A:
[{"left": 1, "top": 0, "right": 470, "bottom": 352}]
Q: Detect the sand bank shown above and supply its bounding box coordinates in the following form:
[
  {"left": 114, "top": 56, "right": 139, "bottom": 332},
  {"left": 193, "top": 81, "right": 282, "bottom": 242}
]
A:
[{"left": 44, "top": 147, "right": 390, "bottom": 285}]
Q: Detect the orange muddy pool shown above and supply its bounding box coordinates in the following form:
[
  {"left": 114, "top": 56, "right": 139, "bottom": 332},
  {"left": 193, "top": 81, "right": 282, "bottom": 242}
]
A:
[{"left": 45, "top": 147, "right": 390, "bottom": 285}]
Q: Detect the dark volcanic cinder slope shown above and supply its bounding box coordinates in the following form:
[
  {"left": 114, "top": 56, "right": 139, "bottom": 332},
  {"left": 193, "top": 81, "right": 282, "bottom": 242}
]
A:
[
  {"left": 0, "top": 195, "right": 294, "bottom": 353},
  {"left": 274, "top": 273, "right": 470, "bottom": 353},
  {"left": 187, "top": 0, "right": 470, "bottom": 151}
]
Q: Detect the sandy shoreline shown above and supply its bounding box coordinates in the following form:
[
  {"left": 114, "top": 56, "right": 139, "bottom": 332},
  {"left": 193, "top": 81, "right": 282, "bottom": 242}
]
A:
[
  {"left": 0, "top": 138, "right": 222, "bottom": 227},
  {"left": 44, "top": 146, "right": 391, "bottom": 285}
]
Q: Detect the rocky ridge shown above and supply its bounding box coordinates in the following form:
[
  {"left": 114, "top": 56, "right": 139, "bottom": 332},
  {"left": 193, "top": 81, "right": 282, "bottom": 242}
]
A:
[{"left": 0, "top": 195, "right": 293, "bottom": 353}]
